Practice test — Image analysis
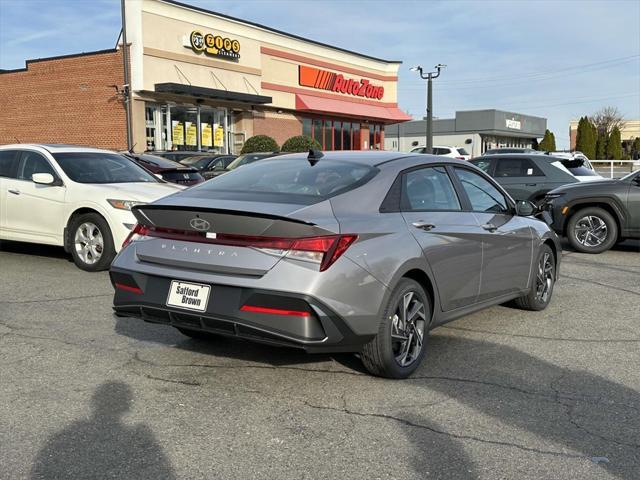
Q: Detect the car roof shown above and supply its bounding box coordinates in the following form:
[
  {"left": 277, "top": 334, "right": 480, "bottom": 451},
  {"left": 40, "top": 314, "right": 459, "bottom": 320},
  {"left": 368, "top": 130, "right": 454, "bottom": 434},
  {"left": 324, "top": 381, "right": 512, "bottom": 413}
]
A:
[
  {"left": 274, "top": 150, "right": 470, "bottom": 168},
  {"left": 0, "top": 143, "right": 117, "bottom": 154}
]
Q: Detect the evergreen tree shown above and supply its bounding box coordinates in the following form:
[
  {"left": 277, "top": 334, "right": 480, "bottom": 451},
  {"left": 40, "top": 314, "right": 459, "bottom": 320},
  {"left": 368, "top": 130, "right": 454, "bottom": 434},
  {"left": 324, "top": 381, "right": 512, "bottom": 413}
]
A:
[
  {"left": 632, "top": 137, "right": 640, "bottom": 160},
  {"left": 582, "top": 119, "right": 596, "bottom": 159},
  {"left": 595, "top": 131, "right": 607, "bottom": 159},
  {"left": 539, "top": 129, "right": 556, "bottom": 151},
  {"left": 575, "top": 117, "right": 585, "bottom": 152},
  {"left": 606, "top": 127, "right": 622, "bottom": 160},
  {"left": 575, "top": 117, "right": 596, "bottom": 158}
]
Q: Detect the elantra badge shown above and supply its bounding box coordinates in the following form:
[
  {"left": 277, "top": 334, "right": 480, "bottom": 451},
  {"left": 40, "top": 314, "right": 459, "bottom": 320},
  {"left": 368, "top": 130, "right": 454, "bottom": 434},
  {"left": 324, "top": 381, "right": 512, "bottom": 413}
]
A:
[{"left": 189, "top": 218, "right": 211, "bottom": 231}]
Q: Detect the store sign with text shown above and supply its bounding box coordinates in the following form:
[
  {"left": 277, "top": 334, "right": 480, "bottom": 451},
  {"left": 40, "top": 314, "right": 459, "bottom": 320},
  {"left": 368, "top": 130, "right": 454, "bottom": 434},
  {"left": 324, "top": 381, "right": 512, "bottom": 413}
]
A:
[
  {"left": 188, "top": 30, "right": 240, "bottom": 60},
  {"left": 505, "top": 119, "right": 522, "bottom": 130},
  {"left": 298, "top": 66, "right": 384, "bottom": 100}
]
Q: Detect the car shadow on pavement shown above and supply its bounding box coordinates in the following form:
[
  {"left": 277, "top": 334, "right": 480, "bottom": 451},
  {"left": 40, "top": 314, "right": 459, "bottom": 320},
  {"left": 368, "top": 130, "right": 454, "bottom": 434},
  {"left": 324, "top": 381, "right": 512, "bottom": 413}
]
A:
[
  {"left": 114, "top": 315, "right": 368, "bottom": 373},
  {"left": 0, "top": 239, "right": 71, "bottom": 261},
  {"left": 414, "top": 334, "right": 640, "bottom": 479},
  {"left": 30, "top": 381, "right": 176, "bottom": 480}
]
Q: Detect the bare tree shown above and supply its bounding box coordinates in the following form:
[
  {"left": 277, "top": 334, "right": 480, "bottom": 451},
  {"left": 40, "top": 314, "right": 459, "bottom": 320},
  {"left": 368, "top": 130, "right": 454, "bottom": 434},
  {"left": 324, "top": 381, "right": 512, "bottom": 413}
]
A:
[{"left": 589, "top": 106, "right": 626, "bottom": 135}]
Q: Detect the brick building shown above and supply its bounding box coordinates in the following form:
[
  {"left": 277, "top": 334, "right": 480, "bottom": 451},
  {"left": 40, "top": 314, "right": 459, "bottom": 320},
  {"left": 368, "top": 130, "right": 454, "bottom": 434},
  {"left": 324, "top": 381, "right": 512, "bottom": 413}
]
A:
[
  {"left": 0, "top": 49, "right": 127, "bottom": 150},
  {"left": 0, "top": 0, "right": 410, "bottom": 154}
]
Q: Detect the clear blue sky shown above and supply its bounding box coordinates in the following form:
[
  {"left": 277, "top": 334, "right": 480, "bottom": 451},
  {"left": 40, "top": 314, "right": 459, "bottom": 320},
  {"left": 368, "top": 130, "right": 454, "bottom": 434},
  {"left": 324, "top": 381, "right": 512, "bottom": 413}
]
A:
[{"left": 1, "top": 0, "right": 639, "bottom": 148}]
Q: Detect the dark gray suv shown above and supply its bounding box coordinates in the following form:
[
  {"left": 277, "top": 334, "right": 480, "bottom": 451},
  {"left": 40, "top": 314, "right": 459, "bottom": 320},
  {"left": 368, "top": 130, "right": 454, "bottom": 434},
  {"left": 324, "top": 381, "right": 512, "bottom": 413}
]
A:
[{"left": 471, "top": 154, "right": 599, "bottom": 204}]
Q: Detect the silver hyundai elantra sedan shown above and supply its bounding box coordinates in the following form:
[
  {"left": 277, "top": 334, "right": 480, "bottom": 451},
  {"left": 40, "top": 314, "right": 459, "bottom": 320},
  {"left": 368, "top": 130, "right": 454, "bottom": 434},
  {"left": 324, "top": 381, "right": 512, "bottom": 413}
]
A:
[{"left": 111, "top": 151, "right": 560, "bottom": 378}]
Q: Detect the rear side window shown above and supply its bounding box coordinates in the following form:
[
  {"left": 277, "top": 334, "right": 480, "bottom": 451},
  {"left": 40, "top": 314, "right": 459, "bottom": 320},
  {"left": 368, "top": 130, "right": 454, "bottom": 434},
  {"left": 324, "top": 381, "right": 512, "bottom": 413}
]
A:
[
  {"left": 433, "top": 148, "right": 451, "bottom": 155},
  {"left": 0, "top": 150, "right": 20, "bottom": 178},
  {"left": 494, "top": 158, "right": 544, "bottom": 177},
  {"left": 457, "top": 148, "right": 470, "bottom": 156},
  {"left": 402, "top": 166, "right": 461, "bottom": 211},
  {"left": 18, "top": 151, "right": 57, "bottom": 180},
  {"left": 454, "top": 168, "right": 509, "bottom": 214},
  {"left": 470, "top": 158, "right": 492, "bottom": 173},
  {"left": 195, "top": 158, "right": 377, "bottom": 204}
]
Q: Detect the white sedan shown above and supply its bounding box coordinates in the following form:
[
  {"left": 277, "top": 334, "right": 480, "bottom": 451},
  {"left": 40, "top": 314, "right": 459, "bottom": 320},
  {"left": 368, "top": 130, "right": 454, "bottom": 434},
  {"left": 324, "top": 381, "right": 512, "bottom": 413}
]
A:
[{"left": 0, "top": 144, "right": 183, "bottom": 271}]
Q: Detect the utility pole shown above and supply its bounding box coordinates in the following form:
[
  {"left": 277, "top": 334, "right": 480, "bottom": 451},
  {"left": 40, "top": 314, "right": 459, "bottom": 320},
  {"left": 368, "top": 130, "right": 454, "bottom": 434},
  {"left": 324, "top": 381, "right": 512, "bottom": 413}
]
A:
[
  {"left": 121, "top": 0, "right": 133, "bottom": 151},
  {"left": 410, "top": 64, "right": 446, "bottom": 154}
]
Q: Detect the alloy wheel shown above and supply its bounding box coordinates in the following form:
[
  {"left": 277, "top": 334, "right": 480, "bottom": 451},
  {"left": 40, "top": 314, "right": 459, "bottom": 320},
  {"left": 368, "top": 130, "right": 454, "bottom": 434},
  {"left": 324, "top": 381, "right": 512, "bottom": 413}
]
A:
[
  {"left": 574, "top": 215, "right": 608, "bottom": 248},
  {"left": 535, "top": 252, "right": 554, "bottom": 303},
  {"left": 74, "top": 222, "right": 104, "bottom": 265},
  {"left": 391, "top": 291, "right": 426, "bottom": 367}
]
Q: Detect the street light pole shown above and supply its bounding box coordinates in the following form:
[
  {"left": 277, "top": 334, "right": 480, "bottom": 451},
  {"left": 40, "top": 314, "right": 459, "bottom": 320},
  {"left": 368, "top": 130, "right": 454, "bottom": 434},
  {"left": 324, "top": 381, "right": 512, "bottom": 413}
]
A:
[{"left": 410, "top": 64, "right": 445, "bottom": 154}]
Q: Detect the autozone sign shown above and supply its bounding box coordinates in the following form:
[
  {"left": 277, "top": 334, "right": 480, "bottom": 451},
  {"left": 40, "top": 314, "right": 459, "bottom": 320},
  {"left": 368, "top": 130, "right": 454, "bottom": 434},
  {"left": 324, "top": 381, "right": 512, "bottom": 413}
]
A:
[{"left": 298, "top": 65, "right": 384, "bottom": 100}]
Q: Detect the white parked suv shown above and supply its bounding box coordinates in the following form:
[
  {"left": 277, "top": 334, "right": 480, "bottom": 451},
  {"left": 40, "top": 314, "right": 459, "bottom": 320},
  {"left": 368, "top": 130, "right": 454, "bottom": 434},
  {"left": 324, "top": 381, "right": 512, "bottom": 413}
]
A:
[
  {"left": 410, "top": 145, "right": 471, "bottom": 160},
  {"left": 0, "top": 144, "right": 183, "bottom": 271}
]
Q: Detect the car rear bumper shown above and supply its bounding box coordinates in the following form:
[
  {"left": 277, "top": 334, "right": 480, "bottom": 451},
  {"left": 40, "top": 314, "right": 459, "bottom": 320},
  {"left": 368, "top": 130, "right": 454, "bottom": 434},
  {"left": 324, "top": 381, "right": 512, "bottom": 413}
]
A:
[{"left": 110, "top": 267, "right": 374, "bottom": 353}]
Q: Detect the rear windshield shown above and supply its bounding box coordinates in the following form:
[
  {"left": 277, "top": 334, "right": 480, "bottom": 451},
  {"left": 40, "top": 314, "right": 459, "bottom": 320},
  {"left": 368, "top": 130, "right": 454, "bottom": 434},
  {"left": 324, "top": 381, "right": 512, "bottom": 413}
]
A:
[
  {"left": 457, "top": 148, "right": 469, "bottom": 156},
  {"left": 53, "top": 153, "right": 159, "bottom": 184},
  {"left": 558, "top": 159, "right": 598, "bottom": 177},
  {"left": 193, "top": 158, "right": 377, "bottom": 204}
]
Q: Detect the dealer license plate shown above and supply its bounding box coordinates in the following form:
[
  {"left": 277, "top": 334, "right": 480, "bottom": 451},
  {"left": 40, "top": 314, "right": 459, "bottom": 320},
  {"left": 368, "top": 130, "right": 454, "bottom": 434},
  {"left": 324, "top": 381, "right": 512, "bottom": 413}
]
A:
[{"left": 166, "top": 280, "right": 210, "bottom": 312}]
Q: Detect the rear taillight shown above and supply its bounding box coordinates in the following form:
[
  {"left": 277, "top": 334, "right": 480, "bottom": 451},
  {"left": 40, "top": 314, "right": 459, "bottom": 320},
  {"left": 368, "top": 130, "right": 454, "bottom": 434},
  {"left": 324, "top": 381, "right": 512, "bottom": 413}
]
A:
[
  {"left": 456, "top": 156, "right": 466, "bottom": 160},
  {"left": 121, "top": 224, "right": 357, "bottom": 271},
  {"left": 122, "top": 223, "right": 150, "bottom": 248}
]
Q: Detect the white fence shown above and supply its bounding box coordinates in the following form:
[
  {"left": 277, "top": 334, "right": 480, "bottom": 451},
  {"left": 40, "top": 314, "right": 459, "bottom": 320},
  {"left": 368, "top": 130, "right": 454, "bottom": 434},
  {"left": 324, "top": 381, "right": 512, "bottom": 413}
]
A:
[{"left": 591, "top": 160, "right": 640, "bottom": 178}]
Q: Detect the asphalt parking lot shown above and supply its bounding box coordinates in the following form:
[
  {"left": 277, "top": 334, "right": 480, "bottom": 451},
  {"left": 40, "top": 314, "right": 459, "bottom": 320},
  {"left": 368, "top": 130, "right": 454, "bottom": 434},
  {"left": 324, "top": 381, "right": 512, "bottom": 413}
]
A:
[{"left": 1, "top": 239, "right": 639, "bottom": 479}]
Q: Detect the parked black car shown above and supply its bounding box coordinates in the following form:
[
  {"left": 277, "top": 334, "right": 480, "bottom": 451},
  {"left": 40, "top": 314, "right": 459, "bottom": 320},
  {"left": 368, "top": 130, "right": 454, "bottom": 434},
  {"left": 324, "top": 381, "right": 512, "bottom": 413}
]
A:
[
  {"left": 542, "top": 170, "right": 640, "bottom": 253},
  {"left": 206, "top": 152, "right": 283, "bottom": 179},
  {"left": 122, "top": 153, "right": 204, "bottom": 186},
  {"left": 179, "top": 154, "right": 237, "bottom": 180},
  {"left": 470, "top": 154, "right": 599, "bottom": 204}
]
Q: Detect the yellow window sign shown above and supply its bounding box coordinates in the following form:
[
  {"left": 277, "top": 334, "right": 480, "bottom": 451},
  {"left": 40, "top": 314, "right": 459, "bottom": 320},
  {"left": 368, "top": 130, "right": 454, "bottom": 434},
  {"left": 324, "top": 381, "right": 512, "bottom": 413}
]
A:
[
  {"left": 189, "top": 30, "right": 240, "bottom": 60},
  {"left": 185, "top": 123, "right": 197, "bottom": 146},
  {"left": 201, "top": 123, "right": 213, "bottom": 147},
  {"left": 214, "top": 126, "right": 225, "bottom": 147},
  {"left": 172, "top": 121, "right": 184, "bottom": 146}
]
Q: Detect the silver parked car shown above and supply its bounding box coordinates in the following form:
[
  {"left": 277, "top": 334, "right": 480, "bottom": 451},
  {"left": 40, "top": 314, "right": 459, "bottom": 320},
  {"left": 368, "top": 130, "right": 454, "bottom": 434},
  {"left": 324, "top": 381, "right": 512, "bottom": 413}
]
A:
[{"left": 111, "top": 151, "right": 560, "bottom": 378}]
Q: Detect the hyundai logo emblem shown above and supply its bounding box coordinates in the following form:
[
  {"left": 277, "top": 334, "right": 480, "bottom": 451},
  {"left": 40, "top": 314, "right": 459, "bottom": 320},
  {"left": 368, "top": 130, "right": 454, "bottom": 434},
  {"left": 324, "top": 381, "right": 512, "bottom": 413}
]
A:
[{"left": 189, "top": 218, "right": 211, "bottom": 231}]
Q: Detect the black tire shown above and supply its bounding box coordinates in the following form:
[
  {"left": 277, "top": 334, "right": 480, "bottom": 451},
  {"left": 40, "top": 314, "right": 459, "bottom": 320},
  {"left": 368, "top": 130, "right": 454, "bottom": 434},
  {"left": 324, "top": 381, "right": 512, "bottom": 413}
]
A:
[
  {"left": 513, "top": 244, "right": 555, "bottom": 311},
  {"left": 566, "top": 207, "right": 617, "bottom": 254},
  {"left": 361, "top": 278, "right": 430, "bottom": 379},
  {"left": 175, "top": 327, "right": 218, "bottom": 341},
  {"left": 67, "top": 212, "right": 116, "bottom": 272}
]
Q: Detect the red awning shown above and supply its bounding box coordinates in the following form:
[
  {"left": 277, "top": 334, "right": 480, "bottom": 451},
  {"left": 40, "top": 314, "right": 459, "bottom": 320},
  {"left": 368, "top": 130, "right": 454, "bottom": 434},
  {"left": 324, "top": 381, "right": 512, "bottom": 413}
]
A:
[{"left": 295, "top": 94, "right": 411, "bottom": 123}]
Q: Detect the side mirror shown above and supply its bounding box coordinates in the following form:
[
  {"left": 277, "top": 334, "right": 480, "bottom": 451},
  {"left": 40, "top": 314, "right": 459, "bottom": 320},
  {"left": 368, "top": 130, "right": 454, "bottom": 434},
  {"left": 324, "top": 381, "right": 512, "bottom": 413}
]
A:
[
  {"left": 32, "top": 173, "right": 55, "bottom": 185},
  {"left": 515, "top": 200, "right": 537, "bottom": 216},
  {"left": 632, "top": 175, "right": 640, "bottom": 186}
]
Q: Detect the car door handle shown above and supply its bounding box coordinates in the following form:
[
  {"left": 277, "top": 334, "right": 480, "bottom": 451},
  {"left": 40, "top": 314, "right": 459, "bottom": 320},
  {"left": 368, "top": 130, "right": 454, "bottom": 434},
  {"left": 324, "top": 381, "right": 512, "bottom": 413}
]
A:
[
  {"left": 482, "top": 223, "right": 498, "bottom": 232},
  {"left": 526, "top": 183, "right": 537, "bottom": 186},
  {"left": 412, "top": 221, "right": 435, "bottom": 231},
  {"left": 8, "top": 189, "right": 20, "bottom": 195}
]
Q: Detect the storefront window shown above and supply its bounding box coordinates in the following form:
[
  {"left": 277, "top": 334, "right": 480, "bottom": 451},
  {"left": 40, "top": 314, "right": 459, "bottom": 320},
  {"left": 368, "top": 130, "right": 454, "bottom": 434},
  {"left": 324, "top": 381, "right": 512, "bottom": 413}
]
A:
[
  {"left": 200, "top": 107, "right": 226, "bottom": 153},
  {"left": 313, "top": 119, "right": 322, "bottom": 145},
  {"left": 170, "top": 106, "right": 198, "bottom": 151},
  {"left": 149, "top": 103, "right": 228, "bottom": 153},
  {"left": 323, "top": 120, "right": 333, "bottom": 150},
  {"left": 334, "top": 121, "right": 343, "bottom": 150},
  {"left": 301, "top": 117, "right": 381, "bottom": 151},
  {"left": 145, "top": 106, "right": 157, "bottom": 150},
  {"left": 302, "top": 118, "right": 312, "bottom": 138},
  {"left": 343, "top": 122, "right": 351, "bottom": 150}
]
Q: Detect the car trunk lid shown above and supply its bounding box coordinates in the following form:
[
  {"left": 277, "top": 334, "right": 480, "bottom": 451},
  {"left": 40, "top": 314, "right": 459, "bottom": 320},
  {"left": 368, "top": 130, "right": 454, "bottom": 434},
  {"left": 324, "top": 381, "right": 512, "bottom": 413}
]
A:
[{"left": 129, "top": 199, "right": 340, "bottom": 276}]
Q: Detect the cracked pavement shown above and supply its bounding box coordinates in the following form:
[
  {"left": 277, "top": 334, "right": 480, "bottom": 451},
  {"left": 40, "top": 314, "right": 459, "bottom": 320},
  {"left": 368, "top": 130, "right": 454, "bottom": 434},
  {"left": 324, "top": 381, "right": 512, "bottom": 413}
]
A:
[{"left": 1, "top": 239, "right": 639, "bottom": 479}]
